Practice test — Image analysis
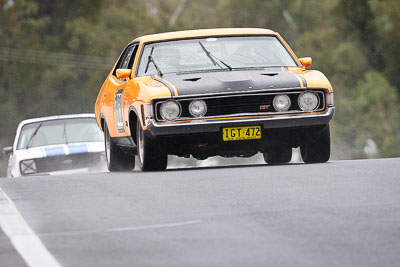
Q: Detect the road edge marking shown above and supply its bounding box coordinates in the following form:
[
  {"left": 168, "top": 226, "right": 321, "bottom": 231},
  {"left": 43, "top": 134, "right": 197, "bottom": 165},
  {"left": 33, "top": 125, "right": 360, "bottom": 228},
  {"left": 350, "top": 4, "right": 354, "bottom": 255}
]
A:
[
  {"left": 38, "top": 220, "right": 202, "bottom": 237},
  {"left": 0, "top": 187, "right": 63, "bottom": 267}
]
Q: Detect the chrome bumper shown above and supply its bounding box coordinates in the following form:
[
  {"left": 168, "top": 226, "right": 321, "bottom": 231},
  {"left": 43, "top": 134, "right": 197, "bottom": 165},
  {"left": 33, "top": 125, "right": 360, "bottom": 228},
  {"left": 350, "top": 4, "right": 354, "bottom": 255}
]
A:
[{"left": 146, "top": 107, "right": 335, "bottom": 136}]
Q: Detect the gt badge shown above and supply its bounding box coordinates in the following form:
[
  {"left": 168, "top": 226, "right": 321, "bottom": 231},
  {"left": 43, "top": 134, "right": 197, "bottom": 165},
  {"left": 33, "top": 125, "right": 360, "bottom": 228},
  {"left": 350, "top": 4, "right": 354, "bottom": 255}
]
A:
[{"left": 259, "top": 105, "right": 270, "bottom": 110}]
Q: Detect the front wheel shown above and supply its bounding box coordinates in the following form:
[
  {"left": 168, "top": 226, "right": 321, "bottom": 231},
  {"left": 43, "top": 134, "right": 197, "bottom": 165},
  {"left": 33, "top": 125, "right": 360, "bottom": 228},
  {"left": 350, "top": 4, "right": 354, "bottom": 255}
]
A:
[
  {"left": 137, "top": 120, "right": 167, "bottom": 171},
  {"left": 104, "top": 122, "right": 135, "bottom": 171},
  {"left": 300, "top": 125, "right": 331, "bottom": 163}
]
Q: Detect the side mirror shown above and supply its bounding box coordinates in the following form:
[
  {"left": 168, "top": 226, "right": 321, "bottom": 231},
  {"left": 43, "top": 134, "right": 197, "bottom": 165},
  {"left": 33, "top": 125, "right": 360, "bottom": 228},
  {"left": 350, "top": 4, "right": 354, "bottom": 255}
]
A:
[
  {"left": 299, "top": 57, "right": 312, "bottom": 68},
  {"left": 2, "top": 146, "right": 12, "bottom": 155},
  {"left": 116, "top": 69, "right": 132, "bottom": 79}
]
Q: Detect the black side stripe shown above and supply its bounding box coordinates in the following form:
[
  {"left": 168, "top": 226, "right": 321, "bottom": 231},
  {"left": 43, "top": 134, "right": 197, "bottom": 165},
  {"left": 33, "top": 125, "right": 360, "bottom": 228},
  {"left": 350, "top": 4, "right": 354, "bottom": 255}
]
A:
[
  {"left": 299, "top": 75, "right": 307, "bottom": 88},
  {"left": 140, "top": 104, "right": 145, "bottom": 127},
  {"left": 152, "top": 75, "right": 175, "bottom": 97}
]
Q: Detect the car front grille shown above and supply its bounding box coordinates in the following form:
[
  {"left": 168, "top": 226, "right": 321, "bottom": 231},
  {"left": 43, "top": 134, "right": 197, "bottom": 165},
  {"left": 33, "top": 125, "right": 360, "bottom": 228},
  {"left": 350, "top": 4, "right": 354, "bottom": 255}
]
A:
[{"left": 155, "top": 90, "right": 325, "bottom": 121}]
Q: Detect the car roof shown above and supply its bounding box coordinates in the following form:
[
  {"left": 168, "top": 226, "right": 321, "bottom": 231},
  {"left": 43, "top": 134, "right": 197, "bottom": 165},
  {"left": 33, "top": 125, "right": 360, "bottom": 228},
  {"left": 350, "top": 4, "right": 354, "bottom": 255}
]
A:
[
  {"left": 134, "top": 28, "right": 277, "bottom": 43},
  {"left": 18, "top": 113, "right": 96, "bottom": 127}
]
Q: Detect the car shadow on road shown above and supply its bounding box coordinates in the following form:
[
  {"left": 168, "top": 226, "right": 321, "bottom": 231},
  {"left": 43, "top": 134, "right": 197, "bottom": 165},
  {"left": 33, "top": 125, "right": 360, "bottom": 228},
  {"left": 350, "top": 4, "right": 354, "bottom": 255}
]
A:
[{"left": 164, "top": 162, "right": 310, "bottom": 172}]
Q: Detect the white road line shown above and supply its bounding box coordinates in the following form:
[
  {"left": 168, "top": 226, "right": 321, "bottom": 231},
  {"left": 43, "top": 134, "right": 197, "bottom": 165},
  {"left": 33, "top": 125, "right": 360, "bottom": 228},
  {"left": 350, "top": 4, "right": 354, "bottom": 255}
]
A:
[
  {"left": 39, "top": 220, "right": 202, "bottom": 237},
  {"left": 0, "top": 187, "right": 63, "bottom": 267}
]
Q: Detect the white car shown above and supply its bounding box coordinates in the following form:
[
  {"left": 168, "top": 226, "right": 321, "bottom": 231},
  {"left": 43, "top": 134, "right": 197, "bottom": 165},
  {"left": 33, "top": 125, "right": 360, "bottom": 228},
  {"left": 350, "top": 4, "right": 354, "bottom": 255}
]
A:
[{"left": 2, "top": 114, "right": 106, "bottom": 177}]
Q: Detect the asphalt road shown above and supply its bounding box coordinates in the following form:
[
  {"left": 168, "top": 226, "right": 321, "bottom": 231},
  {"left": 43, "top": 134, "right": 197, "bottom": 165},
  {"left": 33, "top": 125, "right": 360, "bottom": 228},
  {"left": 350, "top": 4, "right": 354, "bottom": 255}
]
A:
[{"left": 1, "top": 158, "right": 399, "bottom": 267}]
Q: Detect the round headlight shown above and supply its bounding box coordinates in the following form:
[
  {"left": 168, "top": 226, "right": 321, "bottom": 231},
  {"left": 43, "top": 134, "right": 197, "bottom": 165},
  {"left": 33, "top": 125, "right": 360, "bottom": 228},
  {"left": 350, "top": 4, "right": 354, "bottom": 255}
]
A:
[
  {"left": 189, "top": 100, "right": 207, "bottom": 117},
  {"left": 159, "top": 100, "right": 181, "bottom": 121},
  {"left": 273, "top": 95, "right": 291, "bottom": 112},
  {"left": 298, "top": 91, "right": 319, "bottom": 111}
]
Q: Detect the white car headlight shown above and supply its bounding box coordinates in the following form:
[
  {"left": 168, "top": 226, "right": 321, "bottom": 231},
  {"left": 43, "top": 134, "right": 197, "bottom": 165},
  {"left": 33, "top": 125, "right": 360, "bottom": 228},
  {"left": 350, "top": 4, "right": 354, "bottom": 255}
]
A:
[
  {"left": 273, "top": 95, "right": 291, "bottom": 112},
  {"left": 298, "top": 91, "right": 319, "bottom": 111},
  {"left": 159, "top": 100, "right": 181, "bottom": 121},
  {"left": 20, "top": 159, "right": 37, "bottom": 175},
  {"left": 189, "top": 100, "right": 207, "bottom": 117}
]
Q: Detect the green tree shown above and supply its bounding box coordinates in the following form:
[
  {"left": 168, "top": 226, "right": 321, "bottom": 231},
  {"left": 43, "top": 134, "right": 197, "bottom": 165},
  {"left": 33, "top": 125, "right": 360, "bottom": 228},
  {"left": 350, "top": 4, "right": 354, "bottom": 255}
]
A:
[
  {"left": 336, "top": 72, "right": 399, "bottom": 158},
  {"left": 338, "top": 0, "right": 400, "bottom": 92}
]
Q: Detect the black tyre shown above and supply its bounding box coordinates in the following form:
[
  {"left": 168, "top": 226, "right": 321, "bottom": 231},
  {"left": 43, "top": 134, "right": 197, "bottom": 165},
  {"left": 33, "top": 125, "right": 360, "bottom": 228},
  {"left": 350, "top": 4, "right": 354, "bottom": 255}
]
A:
[
  {"left": 137, "top": 120, "right": 167, "bottom": 171},
  {"left": 263, "top": 146, "right": 292, "bottom": 164},
  {"left": 104, "top": 122, "right": 135, "bottom": 171},
  {"left": 300, "top": 125, "right": 331, "bottom": 163}
]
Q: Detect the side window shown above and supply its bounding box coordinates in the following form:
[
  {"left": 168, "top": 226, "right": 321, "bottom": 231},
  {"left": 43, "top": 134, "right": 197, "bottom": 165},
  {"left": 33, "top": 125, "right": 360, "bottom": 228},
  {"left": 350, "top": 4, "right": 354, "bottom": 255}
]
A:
[
  {"left": 126, "top": 45, "right": 138, "bottom": 70},
  {"left": 120, "top": 46, "right": 134, "bottom": 69},
  {"left": 113, "top": 44, "right": 138, "bottom": 76}
]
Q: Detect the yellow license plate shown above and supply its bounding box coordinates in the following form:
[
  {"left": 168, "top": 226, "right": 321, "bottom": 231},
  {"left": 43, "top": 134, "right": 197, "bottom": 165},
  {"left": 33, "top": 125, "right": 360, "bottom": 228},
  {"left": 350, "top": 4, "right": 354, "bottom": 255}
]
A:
[{"left": 222, "top": 126, "right": 262, "bottom": 141}]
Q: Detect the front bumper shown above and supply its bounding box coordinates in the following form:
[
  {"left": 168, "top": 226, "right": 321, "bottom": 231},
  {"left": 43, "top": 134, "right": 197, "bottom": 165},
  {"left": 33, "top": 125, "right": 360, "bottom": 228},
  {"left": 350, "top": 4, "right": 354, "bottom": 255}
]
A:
[{"left": 146, "top": 107, "right": 335, "bottom": 136}]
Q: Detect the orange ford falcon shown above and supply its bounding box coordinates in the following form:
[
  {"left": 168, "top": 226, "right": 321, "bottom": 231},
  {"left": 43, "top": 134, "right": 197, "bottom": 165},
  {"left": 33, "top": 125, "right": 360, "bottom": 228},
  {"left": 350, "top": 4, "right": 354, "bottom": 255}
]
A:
[{"left": 94, "top": 28, "right": 335, "bottom": 171}]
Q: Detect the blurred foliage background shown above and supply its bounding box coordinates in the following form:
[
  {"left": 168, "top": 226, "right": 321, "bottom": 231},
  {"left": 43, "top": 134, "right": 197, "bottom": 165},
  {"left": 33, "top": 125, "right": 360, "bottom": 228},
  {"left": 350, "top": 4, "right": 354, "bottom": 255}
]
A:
[{"left": 1, "top": 0, "right": 399, "bottom": 175}]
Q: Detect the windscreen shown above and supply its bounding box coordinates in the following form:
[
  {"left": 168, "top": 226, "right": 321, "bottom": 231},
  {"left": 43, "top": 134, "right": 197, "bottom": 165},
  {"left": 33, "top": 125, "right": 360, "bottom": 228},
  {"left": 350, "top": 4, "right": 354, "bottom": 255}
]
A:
[
  {"left": 17, "top": 118, "right": 104, "bottom": 150},
  {"left": 137, "top": 36, "right": 298, "bottom": 76}
]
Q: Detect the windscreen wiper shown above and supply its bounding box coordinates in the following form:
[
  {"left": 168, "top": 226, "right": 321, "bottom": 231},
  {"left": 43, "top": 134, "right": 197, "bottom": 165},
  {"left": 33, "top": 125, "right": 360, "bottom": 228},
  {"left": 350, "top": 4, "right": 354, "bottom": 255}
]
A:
[
  {"left": 144, "top": 46, "right": 163, "bottom": 76},
  {"left": 26, "top": 122, "right": 43, "bottom": 149},
  {"left": 199, "top": 41, "right": 232, "bottom": 71}
]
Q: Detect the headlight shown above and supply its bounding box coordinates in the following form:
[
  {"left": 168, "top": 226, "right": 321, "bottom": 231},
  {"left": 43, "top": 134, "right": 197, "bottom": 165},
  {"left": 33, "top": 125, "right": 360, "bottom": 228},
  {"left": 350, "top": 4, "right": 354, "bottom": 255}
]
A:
[
  {"left": 273, "top": 95, "right": 291, "bottom": 112},
  {"left": 159, "top": 100, "right": 181, "bottom": 121},
  {"left": 20, "top": 159, "right": 37, "bottom": 175},
  {"left": 189, "top": 100, "right": 207, "bottom": 117},
  {"left": 298, "top": 91, "right": 319, "bottom": 111}
]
